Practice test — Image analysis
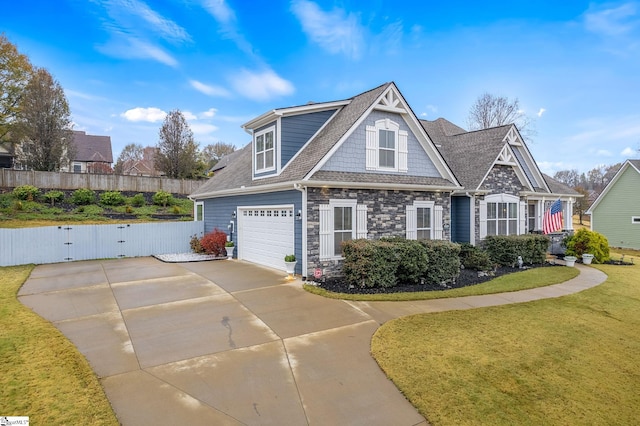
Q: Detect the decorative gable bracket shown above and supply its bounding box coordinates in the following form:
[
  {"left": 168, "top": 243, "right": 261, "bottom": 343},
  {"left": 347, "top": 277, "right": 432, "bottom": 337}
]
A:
[
  {"left": 504, "top": 127, "right": 523, "bottom": 146},
  {"left": 374, "top": 88, "right": 407, "bottom": 114},
  {"left": 496, "top": 145, "right": 516, "bottom": 165}
]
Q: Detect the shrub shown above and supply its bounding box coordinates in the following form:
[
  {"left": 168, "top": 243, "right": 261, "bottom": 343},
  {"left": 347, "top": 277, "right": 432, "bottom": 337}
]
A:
[
  {"left": 100, "top": 191, "right": 125, "bottom": 206},
  {"left": 284, "top": 254, "right": 295, "bottom": 261},
  {"left": 483, "top": 234, "right": 550, "bottom": 266},
  {"left": 125, "top": 205, "right": 133, "bottom": 214},
  {"left": 190, "top": 234, "right": 204, "bottom": 254},
  {"left": 459, "top": 243, "right": 494, "bottom": 271},
  {"left": 382, "top": 237, "right": 428, "bottom": 285},
  {"left": 71, "top": 188, "right": 95, "bottom": 205},
  {"left": 564, "top": 228, "right": 610, "bottom": 263},
  {"left": 342, "top": 239, "right": 398, "bottom": 288},
  {"left": 13, "top": 185, "right": 40, "bottom": 201},
  {"left": 130, "top": 193, "right": 146, "bottom": 207},
  {"left": 43, "top": 190, "right": 65, "bottom": 206},
  {"left": 420, "top": 240, "right": 461, "bottom": 285},
  {"left": 172, "top": 205, "right": 181, "bottom": 214},
  {"left": 152, "top": 191, "right": 174, "bottom": 207},
  {"left": 199, "top": 228, "right": 227, "bottom": 256}
]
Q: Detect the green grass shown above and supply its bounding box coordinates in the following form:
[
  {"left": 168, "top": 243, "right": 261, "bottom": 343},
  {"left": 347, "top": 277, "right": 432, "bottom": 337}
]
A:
[
  {"left": 371, "top": 251, "right": 640, "bottom": 425},
  {"left": 0, "top": 265, "right": 118, "bottom": 424},
  {"left": 304, "top": 266, "right": 579, "bottom": 301}
]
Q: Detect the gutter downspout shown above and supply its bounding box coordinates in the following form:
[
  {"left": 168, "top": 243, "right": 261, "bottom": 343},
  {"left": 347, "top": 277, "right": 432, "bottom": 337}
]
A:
[{"left": 294, "top": 183, "right": 307, "bottom": 279}]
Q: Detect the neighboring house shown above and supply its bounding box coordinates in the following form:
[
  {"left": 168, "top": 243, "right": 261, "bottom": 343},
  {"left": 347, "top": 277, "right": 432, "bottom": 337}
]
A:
[
  {"left": 65, "top": 130, "right": 114, "bottom": 173},
  {"left": 209, "top": 149, "right": 242, "bottom": 174},
  {"left": 190, "top": 82, "right": 580, "bottom": 278},
  {"left": 0, "top": 142, "right": 14, "bottom": 168},
  {"left": 586, "top": 159, "right": 640, "bottom": 249},
  {"left": 120, "top": 147, "right": 162, "bottom": 177}
]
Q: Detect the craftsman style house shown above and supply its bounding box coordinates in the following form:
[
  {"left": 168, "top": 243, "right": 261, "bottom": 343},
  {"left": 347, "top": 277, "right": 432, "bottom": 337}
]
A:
[{"left": 190, "top": 82, "right": 579, "bottom": 278}]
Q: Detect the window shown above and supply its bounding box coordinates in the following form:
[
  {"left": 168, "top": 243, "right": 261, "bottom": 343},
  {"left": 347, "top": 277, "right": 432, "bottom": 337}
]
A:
[
  {"left": 480, "top": 194, "right": 522, "bottom": 238},
  {"left": 528, "top": 203, "right": 536, "bottom": 232},
  {"left": 406, "top": 201, "right": 442, "bottom": 240},
  {"left": 194, "top": 202, "right": 204, "bottom": 221},
  {"left": 366, "top": 119, "right": 408, "bottom": 172},
  {"left": 73, "top": 163, "right": 82, "bottom": 173},
  {"left": 255, "top": 126, "right": 275, "bottom": 172},
  {"left": 320, "top": 200, "right": 367, "bottom": 259}
]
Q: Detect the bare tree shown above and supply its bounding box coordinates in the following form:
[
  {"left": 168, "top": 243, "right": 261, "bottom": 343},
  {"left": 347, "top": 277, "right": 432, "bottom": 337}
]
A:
[
  {"left": 13, "top": 68, "right": 74, "bottom": 171},
  {"left": 201, "top": 142, "right": 235, "bottom": 168},
  {"left": 0, "top": 34, "right": 33, "bottom": 141},
  {"left": 553, "top": 169, "right": 581, "bottom": 188},
  {"left": 573, "top": 186, "right": 590, "bottom": 225},
  {"left": 467, "top": 93, "right": 536, "bottom": 142},
  {"left": 155, "top": 110, "right": 199, "bottom": 179},
  {"left": 114, "top": 143, "right": 144, "bottom": 174}
]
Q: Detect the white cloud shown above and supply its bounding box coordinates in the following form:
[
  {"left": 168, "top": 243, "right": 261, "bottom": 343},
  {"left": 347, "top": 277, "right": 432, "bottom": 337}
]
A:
[
  {"left": 182, "top": 111, "right": 198, "bottom": 120},
  {"left": 621, "top": 147, "right": 637, "bottom": 156},
  {"left": 98, "top": 35, "right": 178, "bottom": 67},
  {"left": 200, "top": 108, "right": 218, "bottom": 118},
  {"left": 116, "top": 0, "right": 191, "bottom": 43},
  {"left": 189, "top": 80, "right": 231, "bottom": 97},
  {"left": 201, "top": 0, "right": 235, "bottom": 24},
  {"left": 199, "top": 0, "right": 254, "bottom": 56},
  {"left": 230, "top": 69, "right": 294, "bottom": 101},
  {"left": 537, "top": 108, "right": 546, "bottom": 117},
  {"left": 290, "top": 0, "right": 365, "bottom": 60},
  {"left": 121, "top": 107, "right": 167, "bottom": 122},
  {"left": 190, "top": 122, "right": 219, "bottom": 135},
  {"left": 584, "top": 2, "right": 639, "bottom": 37}
]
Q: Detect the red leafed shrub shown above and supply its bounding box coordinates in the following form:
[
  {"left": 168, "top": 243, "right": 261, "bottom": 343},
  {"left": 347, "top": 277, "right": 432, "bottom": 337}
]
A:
[{"left": 200, "top": 228, "right": 227, "bottom": 256}]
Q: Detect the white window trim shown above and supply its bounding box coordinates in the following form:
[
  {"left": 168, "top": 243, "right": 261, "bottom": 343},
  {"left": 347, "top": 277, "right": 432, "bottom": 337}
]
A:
[
  {"left": 480, "top": 194, "right": 522, "bottom": 239},
  {"left": 406, "top": 201, "right": 434, "bottom": 240},
  {"left": 319, "top": 199, "right": 367, "bottom": 260},
  {"left": 632, "top": 216, "right": 640, "bottom": 224},
  {"left": 254, "top": 125, "right": 276, "bottom": 173},
  {"left": 365, "top": 118, "right": 408, "bottom": 173},
  {"left": 194, "top": 201, "right": 204, "bottom": 222}
]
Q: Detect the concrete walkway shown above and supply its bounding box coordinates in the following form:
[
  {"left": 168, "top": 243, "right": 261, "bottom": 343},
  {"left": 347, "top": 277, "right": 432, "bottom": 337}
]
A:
[{"left": 18, "top": 258, "right": 606, "bottom": 426}]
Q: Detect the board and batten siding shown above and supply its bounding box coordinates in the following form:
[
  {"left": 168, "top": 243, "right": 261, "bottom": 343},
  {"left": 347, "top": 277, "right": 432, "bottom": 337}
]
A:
[
  {"left": 281, "top": 110, "right": 336, "bottom": 165},
  {"left": 591, "top": 166, "right": 640, "bottom": 249},
  {"left": 202, "top": 190, "right": 303, "bottom": 271}
]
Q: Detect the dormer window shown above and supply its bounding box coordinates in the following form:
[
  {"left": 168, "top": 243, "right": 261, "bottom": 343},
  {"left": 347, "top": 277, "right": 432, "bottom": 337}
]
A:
[
  {"left": 255, "top": 126, "right": 275, "bottom": 172},
  {"left": 366, "top": 118, "right": 408, "bottom": 172}
]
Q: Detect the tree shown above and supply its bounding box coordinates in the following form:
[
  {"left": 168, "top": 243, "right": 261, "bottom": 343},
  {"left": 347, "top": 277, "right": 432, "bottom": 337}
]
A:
[
  {"left": 13, "top": 68, "right": 74, "bottom": 171},
  {"left": 573, "top": 186, "right": 590, "bottom": 225},
  {"left": 113, "top": 143, "right": 144, "bottom": 174},
  {"left": 0, "top": 34, "right": 33, "bottom": 141},
  {"left": 553, "top": 169, "right": 581, "bottom": 188},
  {"left": 201, "top": 142, "right": 235, "bottom": 168},
  {"left": 467, "top": 93, "right": 536, "bottom": 142},
  {"left": 155, "top": 110, "right": 199, "bottom": 179}
]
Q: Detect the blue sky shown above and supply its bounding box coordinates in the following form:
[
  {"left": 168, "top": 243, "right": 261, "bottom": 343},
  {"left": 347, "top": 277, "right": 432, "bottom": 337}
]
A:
[{"left": 2, "top": 0, "right": 639, "bottom": 175}]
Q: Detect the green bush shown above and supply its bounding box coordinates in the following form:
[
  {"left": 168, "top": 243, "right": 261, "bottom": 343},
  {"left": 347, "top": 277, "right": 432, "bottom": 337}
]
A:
[
  {"left": 483, "top": 234, "right": 550, "bottom": 266},
  {"left": 382, "top": 238, "right": 428, "bottom": 285},
  {"left": 420, "top": 240, "right": 461, "bottom": 285},
  {"left": 342, "top": 239, "right": 398, "bottom": 288},
  {"left": 100, "top": 191, "right": 125, "bottom": 206},
  {"left": 130, "top": 193, "right": 146, "bottom": 207},
  {"left": 13, "top": 185, "right": 40, "bottom": 201},
  {"left": 564, "top": 229, "right": 610, "bottom": 263},
  {"left": 43, "top": 190, "right": 65, "bottom": 206},
  {"left": 152, "top": 191, "right": 174, "bottom": 207},
  {"left": 71, "top": 188, "right": 96, "bottom": 205},
  {"left": 459, "top": 243, "right": 493, "bottom": 271}
]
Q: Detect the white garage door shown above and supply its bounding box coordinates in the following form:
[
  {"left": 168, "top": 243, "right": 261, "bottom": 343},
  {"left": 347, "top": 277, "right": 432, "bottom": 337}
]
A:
[{"left": 238, "top": 206, "right": 294, "bottom": 271}]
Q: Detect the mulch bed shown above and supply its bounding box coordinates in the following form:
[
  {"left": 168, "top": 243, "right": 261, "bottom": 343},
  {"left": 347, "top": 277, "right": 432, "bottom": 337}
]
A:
[{"left": 312, "top": 263, "right": 564, "bottom": 295}]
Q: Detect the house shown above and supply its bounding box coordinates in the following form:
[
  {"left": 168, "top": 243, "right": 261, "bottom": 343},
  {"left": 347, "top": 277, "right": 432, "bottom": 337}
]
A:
[
  {"left": 190, "top": 82, "right": 580, "bottom": 278},
  {"left": 586, "top": 159, "right": 640, "bottom": 249},
  {"left": 66, "top": 130, "right": 114, "bottom": 173},
  {"left": 209, "top": 149, "right": 242, "bottom": 174},
  {"left": 0, "top": 142, "right": 15, "bottom": 168},
  {"left": 120, "top": 147, "right": 162, "bottom": 177}
]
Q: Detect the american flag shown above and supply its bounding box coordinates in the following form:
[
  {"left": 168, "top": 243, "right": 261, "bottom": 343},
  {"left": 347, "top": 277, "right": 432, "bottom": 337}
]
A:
[{"left": 542, "top": 199, "right": 563, "bottom": 234}]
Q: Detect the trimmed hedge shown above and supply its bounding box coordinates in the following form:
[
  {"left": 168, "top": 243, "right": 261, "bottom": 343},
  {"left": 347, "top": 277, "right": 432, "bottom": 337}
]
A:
[
  {"left": 420, "top": 240, "right": 461, "bottom": 286},
  {"left": 459, "top": 243, "right": 493, "bottom": 271},
  {"left": 482, "top": 234, "right": 549, "bottom": 266},
  {"left": 342, "top": 239, "right": 398, "bottom": 288}
]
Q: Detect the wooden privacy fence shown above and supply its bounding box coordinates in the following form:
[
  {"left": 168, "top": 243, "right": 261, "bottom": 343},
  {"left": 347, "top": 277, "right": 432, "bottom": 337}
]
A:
[
  {"left": 0, "top": 169, "right": 204, "bottom": 194},
  {"left": 0, "top": 221, "right": 205, "bottom": 267}
]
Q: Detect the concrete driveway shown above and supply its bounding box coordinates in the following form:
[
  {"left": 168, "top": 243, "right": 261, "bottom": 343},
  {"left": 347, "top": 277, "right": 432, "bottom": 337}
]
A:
[{"left": 18, "top": 258, "right": 606, "bottom": 425}]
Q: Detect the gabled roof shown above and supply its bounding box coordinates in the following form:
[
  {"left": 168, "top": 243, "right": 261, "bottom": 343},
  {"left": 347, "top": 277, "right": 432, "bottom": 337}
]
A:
[
  {"left": 72, "top": 131, "right": 113, "bottom": 163},
  {"left": 586, "top": 159, "right": 640, "bottom": 213},
  {"left": 210, "top": 149, "right": 242, "bottom": 172},
  {"left": 542, "top": 174, "right": 580, "bottom": 196},
  {"left": 192, "top": 83, "right": 459, "bottom": 199}
]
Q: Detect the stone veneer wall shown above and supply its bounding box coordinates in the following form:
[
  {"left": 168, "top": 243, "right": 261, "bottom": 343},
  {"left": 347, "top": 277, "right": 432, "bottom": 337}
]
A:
[
  {"left": 473, "top": 165, "right": 527, "bottom": 243},
  {"left": 306, "top": 187, "right": 451, "bottom": 278}
]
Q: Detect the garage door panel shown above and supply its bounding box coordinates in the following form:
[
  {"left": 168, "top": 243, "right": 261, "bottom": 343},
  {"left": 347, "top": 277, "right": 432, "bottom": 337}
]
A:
[{"left": 239, "top": 208, "right": 294, "bottom": 271}]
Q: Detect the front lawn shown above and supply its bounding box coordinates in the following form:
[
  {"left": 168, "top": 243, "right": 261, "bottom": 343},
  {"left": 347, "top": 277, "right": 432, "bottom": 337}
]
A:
[
  {"left": 371, "top": 250, "right": 640, "bottom": 425},
  {"left": 0, "top": 265, "right": 118, "bottom": 425}
]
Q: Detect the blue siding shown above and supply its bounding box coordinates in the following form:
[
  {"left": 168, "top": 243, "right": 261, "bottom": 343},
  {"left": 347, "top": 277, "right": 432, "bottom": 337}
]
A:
[
  {"left": 451, "top": 196, "right": 471, "bottom": 243},
  {"left": 321, "top": 110, "right": 441, "bottom": 177},
  {"left": 203, "top": 190, "right": 303, "bottom": 273},
  {"left": 281, "top": 110, "right": 336, "bottom": 165}
]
